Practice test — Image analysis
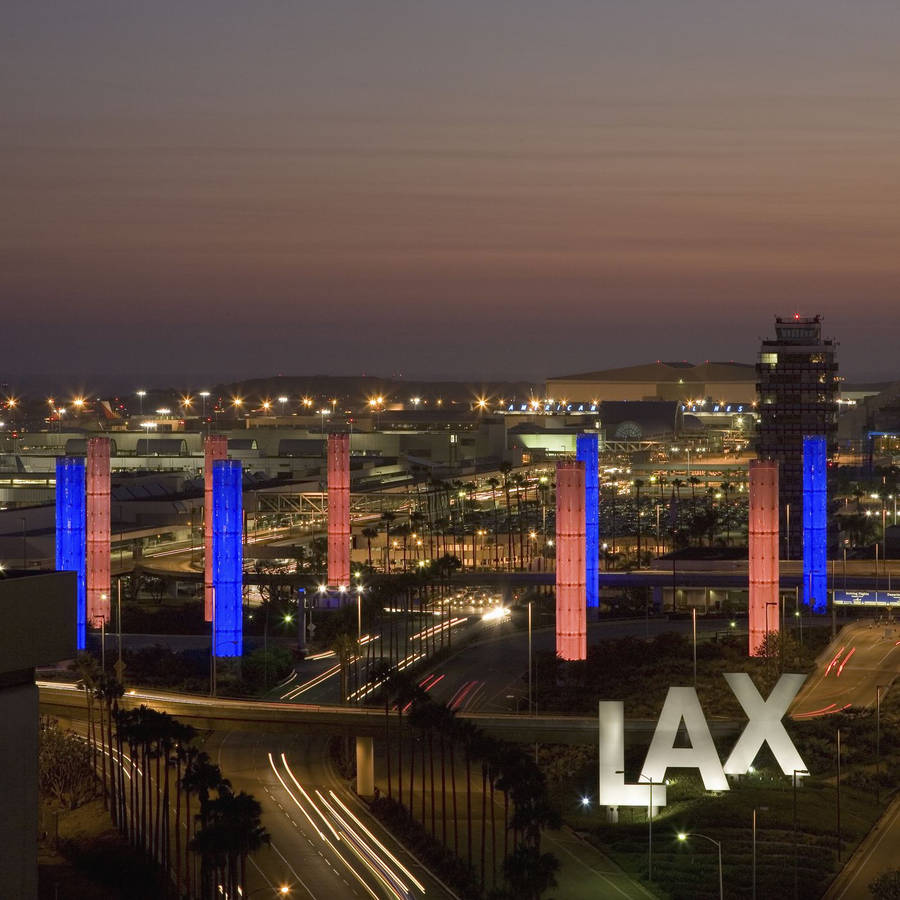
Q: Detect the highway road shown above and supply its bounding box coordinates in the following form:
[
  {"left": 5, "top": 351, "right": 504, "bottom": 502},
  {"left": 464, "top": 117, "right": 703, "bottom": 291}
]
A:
[
  {"left": 824, "top": 796, "right": 900, "bottom": 900},
  {"left": 206, "top": 729, "right": 453, "bottom": 900},
  {"left": 791, "top": 620, "right": 899, "bottom": 718},
  {"left": 790, "top": 621, "right": 900, "bottom": 899}
]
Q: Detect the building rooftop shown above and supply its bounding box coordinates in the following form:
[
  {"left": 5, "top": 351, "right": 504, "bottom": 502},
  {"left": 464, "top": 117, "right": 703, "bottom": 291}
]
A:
[{"left": 548, "top": 361, "right": 756, "bottom": 383}]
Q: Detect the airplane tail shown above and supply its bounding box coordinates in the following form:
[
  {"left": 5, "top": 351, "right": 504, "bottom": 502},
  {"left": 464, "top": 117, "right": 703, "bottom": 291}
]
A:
[{"left": 99, "top": 400, "right": 121, "bottom": 421}]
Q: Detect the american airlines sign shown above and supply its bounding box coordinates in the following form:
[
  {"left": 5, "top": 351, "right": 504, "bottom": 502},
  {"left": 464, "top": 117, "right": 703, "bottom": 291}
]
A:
[{"left": 599, "top": 674, "right": 808, "bottom": 808}]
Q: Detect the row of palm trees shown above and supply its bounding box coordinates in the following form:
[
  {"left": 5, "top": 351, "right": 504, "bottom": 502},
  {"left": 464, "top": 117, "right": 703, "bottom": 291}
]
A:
[
  {"left": 330, "top": 566, "right": 463, "bottom": 704},
  {"left": 363, "top": 468, "right": 751, "bottom": 575},
  {"left": 72, "top": 654, "right": 268, "bottom": 898},
  {"left": 367, "top": 468, "right": 553, "bottom": 573},
  {"left": 379, "top": 673, "right": 560, "bottom": 896}
]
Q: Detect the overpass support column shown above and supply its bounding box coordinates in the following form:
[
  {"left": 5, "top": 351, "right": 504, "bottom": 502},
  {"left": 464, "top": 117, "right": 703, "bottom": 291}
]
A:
[{"left": 356, "top": 736, "right": 374, "bottom": 797}]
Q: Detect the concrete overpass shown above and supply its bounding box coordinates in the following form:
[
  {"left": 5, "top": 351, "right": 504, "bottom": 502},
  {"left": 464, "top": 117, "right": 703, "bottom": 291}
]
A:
[{"left": 38, "top": 681, "right": 739, "bottom": 747}]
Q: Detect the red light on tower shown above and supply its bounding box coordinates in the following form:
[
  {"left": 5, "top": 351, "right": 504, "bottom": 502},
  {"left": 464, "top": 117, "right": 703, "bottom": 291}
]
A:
[
  {"left": 86, "top": 436, "right": 111, "bottom": 625},
  {"left": 327, "top": 433, "right": 351, "bottom": 594},
  {"left": 556, "top": 460, "right": 586, "bottom": 661},
  {"left": 204, "top": 435, "right": 228, "bottom": 621},
  {"left": 748, "top": 460, "right": 779, "bottom": 656}
]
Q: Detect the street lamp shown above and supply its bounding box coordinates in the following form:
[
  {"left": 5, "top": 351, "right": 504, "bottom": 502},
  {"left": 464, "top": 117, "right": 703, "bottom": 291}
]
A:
[
  {"left": 752, "top": 806, "right": 770, "bottom": 900},
  {"left": 765, "top": 601, "right": 778, "bottom": 660},
  {"left": 876, "top": 684, "right": 888, "bottom": 805},
  {"left": 677, "top": 832, "right": 722, "bottom": 899},
  {"left": 244, "top": 885, "right": 291, "bottom": 897},
  {"left": 136, "top": 390, "right": 146, "bottom": 415},
  {"left": 792, "top": 769, "right": 809, "bottom": 899},
  {"left": 617, "top": 771, "right": 660, "bottom": 881}
]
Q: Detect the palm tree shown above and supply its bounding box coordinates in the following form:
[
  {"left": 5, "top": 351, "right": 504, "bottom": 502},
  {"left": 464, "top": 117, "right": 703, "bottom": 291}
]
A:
[
  {"left": 410, "top": 510, "right": 426, "bottom": 562},
  {"left": 394, "top": 522, "right": 411, "bottom": 571},
  {"left": 95, "top": 674, "right": 124, "bottom": 825},
  {"left": 454, "top": 718, "right": 479, "bottom": 869},
  {"left": 177, "top": 742, "right": 201, "bottom": 897},
  {"left": 514, "top": 473, "right": 528, "bottom": 568},
  {"left": 380, "top": 510, "right": 396, "bottom": 571},
  {"left": 503, "top": 845, "right": 560, "bottom": 900},
  {"left": 688, "top": 475, "right": 701, "bottom": 516},
  {"left": 310, "top": 536, "right": 328, "bottom": 577},
  {"left": 71, "top": 653, "right": 101, "bottom": 778},
  {"left": 499, "top": 462, "right": 514, "bottom": 571},
  {"left": 487, "top": 477, "right": 501, "bottom": 566},
  {"left": 192, "top": 787, "right": 270, "bottom": 898},
  {"left": 330, "top": 632, "right": 358, "bottom": 704},
  {"left": 183, "top": 750, "right": 229, "bottom": 898},
  {"left": 721, "top": 481, "right": 733, "bottom": 544},
  {"left": 362, "top": 526, "right": 379, "bottom": 568},
  {"left": 634, "top": 479, "right": 644, "bottom": 565}
]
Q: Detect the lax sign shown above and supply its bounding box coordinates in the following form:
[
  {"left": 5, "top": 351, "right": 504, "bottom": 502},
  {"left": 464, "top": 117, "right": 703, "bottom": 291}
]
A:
[{"left": 599, "top": 674, "right": 808, "bottom": 809}]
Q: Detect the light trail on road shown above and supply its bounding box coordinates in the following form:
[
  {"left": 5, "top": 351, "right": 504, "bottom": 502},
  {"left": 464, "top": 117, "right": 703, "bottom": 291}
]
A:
[{"left": 266, "top": 751, "right": 425, "bottom": 900}]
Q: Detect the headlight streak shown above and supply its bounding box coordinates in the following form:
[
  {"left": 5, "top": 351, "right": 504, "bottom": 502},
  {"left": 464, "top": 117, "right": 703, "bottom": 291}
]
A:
[
  {"left": 326, "top": 790, "right": 426, "bottom": 893},
  {"left": 267, "top": 753, "right": 382, "bottom": 900},
  {"left": 280, "top": 664, "right": 341, "bottom": 700},
  {"left": 347, "top": 650, "right": 427, "bottom": 702},
  {"left": 266, "top": 752, "right": 325, "bottom": 839},
  {"left": 316, "top": 790, "right": 410, "bottom": 895},
  {"left": 335, "top": 827, "right": 406, "bottom": 900},
  {"left": 275, "top": 670, "right": 298, "bottom": 689},
  {"left": 278, "top": 753, "right": 424, "bottom": 899},
  {"left": 407, "top": 618, "right": 467, "bottom": 642},
  {"left": 281, "top": 754, "right": 342, "bottom": 841}
]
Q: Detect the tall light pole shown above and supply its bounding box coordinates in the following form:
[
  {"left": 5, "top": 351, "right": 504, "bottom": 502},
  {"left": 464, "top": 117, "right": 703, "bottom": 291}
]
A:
[
  {"left": 836, "top": 727, "right": 842, "bottom": 860},
  {"left": 210, "top": 586, "right": 217, "bottom": 697},
  {"left": 527, "top": 600, "right": 533, "bottom": 715},
  {"left": 99, "top": 603, "right": 107, "bottom": 671},
  {"left": 876, "top": 684, "right": 887, "bottom": 805},
  {"left": 116, "top": 580, "right": 124, "bottom": 684},
  {"left": 677, "top": 832, "right": 722, "bottom": 899},
  {"left": 136, "top": 389, "right": 146, "bottom": 415},
  {"left": 620, "top": 771, "right": 659, "bottom": 881},
  {"left": 752, "top": 806, "right": 769, "bottom": 900},
  {"left": 792, "top": 769, "right": 808, "bottom": 898},
  {"left": 765, "top": 601, "right": 778, "bottom": 660},
  {"left": 199, "top": 391, "right": 210, "bottom": 428},
  {"left": 692, "top": 606, "right": 697, "bottom": 685}
]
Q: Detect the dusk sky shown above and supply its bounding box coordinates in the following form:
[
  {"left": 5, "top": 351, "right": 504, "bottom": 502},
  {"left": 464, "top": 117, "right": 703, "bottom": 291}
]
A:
[{"left": 5, "top": 1, "right": 900, "bottom": 384}]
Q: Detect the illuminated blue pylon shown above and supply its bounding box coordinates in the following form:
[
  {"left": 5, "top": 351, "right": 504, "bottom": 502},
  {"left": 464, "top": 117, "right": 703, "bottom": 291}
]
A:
[
  {"left": 576, "top": 433, "right": 599, "bottom": 609},
  {"left": 55, "top": 457, "right": 87, "bottom": 650},
  {"left": 802, "top": 435, "right": 827, "bottom": 614},
  {"left": 212, "top": 459, "right": 243, "bottom": 657}
]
